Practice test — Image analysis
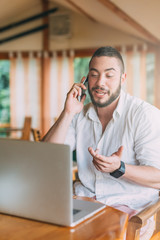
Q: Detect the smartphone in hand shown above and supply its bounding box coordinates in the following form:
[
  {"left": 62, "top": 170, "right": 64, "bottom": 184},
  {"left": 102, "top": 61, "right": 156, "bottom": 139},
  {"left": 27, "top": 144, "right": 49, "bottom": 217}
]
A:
[{"left": 78, "top": 76, "right": 88, "bottom": 101}]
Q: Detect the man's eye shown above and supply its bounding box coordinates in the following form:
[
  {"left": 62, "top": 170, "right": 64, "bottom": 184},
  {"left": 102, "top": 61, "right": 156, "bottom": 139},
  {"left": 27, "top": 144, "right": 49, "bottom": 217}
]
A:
[
  {"left": 106, "top": 75, "right": 113, "bottom": 78},
  {"left": 91, "top": 74, "right": 98, "bottom": 77}
]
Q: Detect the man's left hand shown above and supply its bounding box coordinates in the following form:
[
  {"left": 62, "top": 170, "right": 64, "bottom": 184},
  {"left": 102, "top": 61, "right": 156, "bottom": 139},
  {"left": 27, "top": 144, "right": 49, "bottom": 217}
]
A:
[{"left": 88, "top": 146, "right": 123, "bottom": 173}]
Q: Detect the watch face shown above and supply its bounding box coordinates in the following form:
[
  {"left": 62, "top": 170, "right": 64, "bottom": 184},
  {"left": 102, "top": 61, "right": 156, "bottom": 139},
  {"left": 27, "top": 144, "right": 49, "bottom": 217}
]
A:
[
  {"left": 110, "top": 170, "right": 124, "bottom": 178},
  {"left": 110, "top": 161, "right": 125, "bottom": 178}
]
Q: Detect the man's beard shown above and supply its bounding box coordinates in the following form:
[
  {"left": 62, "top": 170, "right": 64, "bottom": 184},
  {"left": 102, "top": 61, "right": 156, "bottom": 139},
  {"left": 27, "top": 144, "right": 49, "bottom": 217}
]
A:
[{"left": 88, "top": 81, "right": 121, "bottom": 108}]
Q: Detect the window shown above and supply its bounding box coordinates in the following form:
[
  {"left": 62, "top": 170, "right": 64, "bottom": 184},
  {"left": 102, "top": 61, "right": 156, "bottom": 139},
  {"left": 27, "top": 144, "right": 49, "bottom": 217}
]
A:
[{"left": 0, "top": 60, "right": 10, "bottom": 124}]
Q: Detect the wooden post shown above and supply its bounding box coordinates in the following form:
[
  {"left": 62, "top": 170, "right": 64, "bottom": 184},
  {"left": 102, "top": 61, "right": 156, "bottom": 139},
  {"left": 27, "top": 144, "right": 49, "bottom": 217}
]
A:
[
  {"left": 41, "top": 0, "right": 49, "bottom": 51},
  {"left": 41, "top": 0, "right": 49, "bottom": 135},
  {"left": 126, "top": 51, "right": 134, "bottom": 96},
  {"left": 154, "top": 46, "right": 160, "bottom": 109},
  {"left": 139, "top": 46, "right": 147, "bottom": 101}
]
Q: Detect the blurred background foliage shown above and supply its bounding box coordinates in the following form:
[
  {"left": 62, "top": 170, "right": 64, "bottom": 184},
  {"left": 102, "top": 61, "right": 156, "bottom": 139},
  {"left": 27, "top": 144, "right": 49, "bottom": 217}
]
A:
[
  {"left": 74, "top": 57, "right": 91, "bottom": 105},
  {"left": 0, "top": 60, "right": 10, "bottom": 123}
]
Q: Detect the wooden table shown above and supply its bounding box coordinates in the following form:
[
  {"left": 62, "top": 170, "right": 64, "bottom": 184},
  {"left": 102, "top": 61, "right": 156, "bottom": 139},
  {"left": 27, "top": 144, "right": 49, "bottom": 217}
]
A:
[{"left": 0, "top": 197, "right": 128, "bottom": 240}]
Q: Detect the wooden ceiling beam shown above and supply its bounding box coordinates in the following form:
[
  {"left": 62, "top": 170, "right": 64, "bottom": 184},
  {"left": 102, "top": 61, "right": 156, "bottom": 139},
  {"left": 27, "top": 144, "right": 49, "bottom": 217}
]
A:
[
  {"left": 66, "top": 0, "right": 97, "bottom": 22},
  {"left": 98, "top": 0, "right": 160, "bottom": 45},
  {"left": 0, "top": 43, "right": 157, "bottom": 60}
]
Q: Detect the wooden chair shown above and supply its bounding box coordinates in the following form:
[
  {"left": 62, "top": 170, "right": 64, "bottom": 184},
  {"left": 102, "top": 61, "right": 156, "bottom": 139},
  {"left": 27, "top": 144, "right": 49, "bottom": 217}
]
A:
[
  {"left": 126, "top": 196, "right": 160, "bottom": 240},
  {"left": 72, "top": 161, "right": 78, "bottom": 181},
  {"left": 72, "top": 150, "right": 78, "bottom": 181},
  {"left": 21, "top": 117, "right": 32, "bottom": 140},
  {"left": 31, "top": 128, "right": 41, "bottom": 142},
  {"left": 0, "top": 117, "right": 32, "bottom": 140}
]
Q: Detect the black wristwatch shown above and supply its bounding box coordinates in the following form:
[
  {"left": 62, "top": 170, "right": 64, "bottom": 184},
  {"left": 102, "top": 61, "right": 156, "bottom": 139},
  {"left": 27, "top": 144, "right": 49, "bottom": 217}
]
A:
[{"left": 110, "top": 161, "right": 125, "bottom": 178}]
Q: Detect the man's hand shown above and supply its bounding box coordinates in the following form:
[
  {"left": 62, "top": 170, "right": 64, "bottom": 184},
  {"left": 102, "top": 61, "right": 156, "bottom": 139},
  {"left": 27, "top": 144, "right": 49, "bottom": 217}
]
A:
[
  {"left": 42, "top": 77, "right": 87, "bottom": 143},
  {"left": 88, "top": 146, "right": 123, "bottom": 173},
  {"left": 64, "top": 77, "right": 87, "bottom": 116}
]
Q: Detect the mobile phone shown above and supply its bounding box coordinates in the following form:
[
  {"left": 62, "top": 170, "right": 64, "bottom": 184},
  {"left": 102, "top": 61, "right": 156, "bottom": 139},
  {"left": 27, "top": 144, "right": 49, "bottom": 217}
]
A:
[{"left": 78, "top": 76, "right": 88, "bottom": 101}]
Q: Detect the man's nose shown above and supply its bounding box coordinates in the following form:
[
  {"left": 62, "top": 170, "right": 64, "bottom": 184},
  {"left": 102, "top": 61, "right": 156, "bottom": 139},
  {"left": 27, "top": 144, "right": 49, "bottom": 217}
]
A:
[{"left": 96, "top": 75, "right": 106, "bottom": 86}]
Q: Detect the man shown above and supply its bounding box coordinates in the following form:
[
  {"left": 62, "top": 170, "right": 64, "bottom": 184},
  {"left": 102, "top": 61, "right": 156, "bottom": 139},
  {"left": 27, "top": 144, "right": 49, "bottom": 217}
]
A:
[{"left": 43, "top": 46, "right": 160, "bottom": 210}]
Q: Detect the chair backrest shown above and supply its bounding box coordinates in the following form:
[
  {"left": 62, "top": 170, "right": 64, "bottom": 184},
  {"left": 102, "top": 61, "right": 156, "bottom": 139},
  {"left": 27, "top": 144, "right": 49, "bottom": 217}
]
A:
[
  {"left": 21, "top": 117, "right": 32, "bottom": 140},
  {"left": 0, "top": 117, "right": 32, "bottom": 141},
  {"left": 126, "top": 196, "right": 160, "bottom": 240},
  {"left": 31, "top": 129, "right": 41, "bottom": 142}
]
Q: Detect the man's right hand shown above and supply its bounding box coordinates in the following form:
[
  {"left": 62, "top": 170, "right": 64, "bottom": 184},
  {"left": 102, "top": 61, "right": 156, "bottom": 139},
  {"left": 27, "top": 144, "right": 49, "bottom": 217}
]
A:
[
  {"left": 42, "top": 77, "right": 87, "bottom": 143},
  {"left": 64, "top": 77, "right": 87, "bottom": 116}
]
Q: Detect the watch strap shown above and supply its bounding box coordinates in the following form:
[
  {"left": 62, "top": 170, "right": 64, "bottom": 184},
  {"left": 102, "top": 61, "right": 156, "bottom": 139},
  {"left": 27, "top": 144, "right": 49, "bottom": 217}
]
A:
[{"left": 110, "top": 161, "right": 125, "bottom": 178}]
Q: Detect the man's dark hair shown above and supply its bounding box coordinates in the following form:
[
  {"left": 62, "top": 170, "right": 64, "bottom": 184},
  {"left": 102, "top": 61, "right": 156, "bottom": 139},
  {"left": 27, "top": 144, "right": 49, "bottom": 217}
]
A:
[{"left": 89, "top": 46, "right": 125, "bottom": 73}]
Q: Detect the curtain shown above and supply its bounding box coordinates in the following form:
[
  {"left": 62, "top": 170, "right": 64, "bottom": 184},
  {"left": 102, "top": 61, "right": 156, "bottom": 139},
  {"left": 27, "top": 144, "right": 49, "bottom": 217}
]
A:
[
  {"left": 42, "top": 50, "right": 74, "bottom": 134},
  {"left": 120, "top": 45, "right": 147, "bottom": 101},
  {"left": 9, "top": 51, "right": 74, "bottom": 135},
  {"left": 10, "top": 52, "right": 41, "bottom": 130}
]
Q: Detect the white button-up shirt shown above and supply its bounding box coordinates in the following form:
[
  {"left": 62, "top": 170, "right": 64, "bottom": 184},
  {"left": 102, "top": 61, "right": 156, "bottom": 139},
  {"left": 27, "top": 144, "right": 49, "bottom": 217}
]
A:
[{"left": 65, "top": 90, "right": 160, "bottom": 209}]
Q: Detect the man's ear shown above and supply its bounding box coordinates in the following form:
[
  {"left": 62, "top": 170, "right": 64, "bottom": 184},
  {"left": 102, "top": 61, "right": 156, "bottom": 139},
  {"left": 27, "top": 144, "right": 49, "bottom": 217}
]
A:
[{"left": 121, "top": 73, "right": 127, "bottom": 85}]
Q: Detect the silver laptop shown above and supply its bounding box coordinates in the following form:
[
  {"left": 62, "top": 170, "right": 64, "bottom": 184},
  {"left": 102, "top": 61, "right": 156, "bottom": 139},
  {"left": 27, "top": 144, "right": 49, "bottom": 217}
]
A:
[{"left": 0, "top": 139, "right": 105, "bottom": 227}]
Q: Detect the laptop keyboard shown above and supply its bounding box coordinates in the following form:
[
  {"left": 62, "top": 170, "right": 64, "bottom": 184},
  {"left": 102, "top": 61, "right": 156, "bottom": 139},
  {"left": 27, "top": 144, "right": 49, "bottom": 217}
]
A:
[{"left": 73, "top": 209, "right": 81, "bottom": 215}]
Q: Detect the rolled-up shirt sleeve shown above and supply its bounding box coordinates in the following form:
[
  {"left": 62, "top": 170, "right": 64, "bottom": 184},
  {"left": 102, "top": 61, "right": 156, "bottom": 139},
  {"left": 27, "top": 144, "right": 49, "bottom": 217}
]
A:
[
  {"left": 134, "top": 103, "right": 160, "bottom": 169},
  {"left": 64, "top": 116, "right": 77, "bottom": 151}
]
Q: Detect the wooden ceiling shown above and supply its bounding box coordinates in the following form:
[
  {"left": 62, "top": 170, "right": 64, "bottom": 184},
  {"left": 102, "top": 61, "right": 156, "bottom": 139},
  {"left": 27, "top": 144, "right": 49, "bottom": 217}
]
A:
[
  {"left": 1, "top": 0, "right": 160, "bottom": 46},
  {"left": 52, "top": 0, "right": 160, "bottom": 45}
]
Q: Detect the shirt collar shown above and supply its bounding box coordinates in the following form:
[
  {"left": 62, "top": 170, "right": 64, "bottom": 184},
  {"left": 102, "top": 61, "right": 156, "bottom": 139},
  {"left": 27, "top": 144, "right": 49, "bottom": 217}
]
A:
[
  {"left": 86, "top": 104, "right": 100, "bottom": 123},
  {"left": 85, "top": 89, "right": 126, "bottom": 121},
  {"left": 113, "top": 89, "right": 126, "bottom": 119}
]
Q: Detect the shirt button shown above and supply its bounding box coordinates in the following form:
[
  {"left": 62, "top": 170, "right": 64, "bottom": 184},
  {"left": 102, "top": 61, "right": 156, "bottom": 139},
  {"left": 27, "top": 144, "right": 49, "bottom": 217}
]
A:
[{"left": 96, "top": 173, "right": 101, "bottom": 180}]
